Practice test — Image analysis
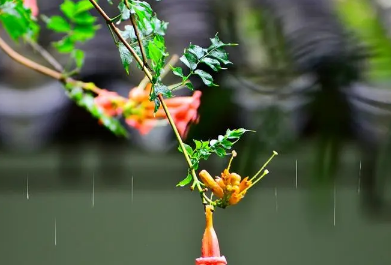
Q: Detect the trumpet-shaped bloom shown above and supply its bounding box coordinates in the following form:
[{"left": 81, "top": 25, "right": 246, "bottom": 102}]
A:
[
  {"left": 125, "top": 83, "right": 202, "bottom": 137},
  {"left": 199, "top": 151, "right": 277, "bottom": 207},
  {"left": 195, "top": 205, "right": 227, "bottom": 265},
  {"left": 94, "top": 90, "right": 125, "bottom": 117},
  {"left": 93, "top": 84, "right": 202, "bottom": 137}
]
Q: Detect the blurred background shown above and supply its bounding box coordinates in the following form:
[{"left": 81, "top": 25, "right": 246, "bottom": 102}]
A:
[{"left": 1, "top": 0, "right": 391, "bottom": 264}]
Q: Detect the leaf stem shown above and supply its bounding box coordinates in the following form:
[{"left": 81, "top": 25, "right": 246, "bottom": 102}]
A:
[
  {"left": 24, "top": 37, "right": 64, "bottom": 72},
  {"left": 89, "top": 0, "right": 153, "bottom": 81},
  {"left": 90, "top": 0, "right": 205, "bottom": 197},
  {"left": 124, "top": 0, "right": 151, "bottom": 71},
  {"left": 158, "top": 94, "right": 203, "bottom": 193},
  {"left": 0, "top": 36, "right": 100, "bottom": 94}
]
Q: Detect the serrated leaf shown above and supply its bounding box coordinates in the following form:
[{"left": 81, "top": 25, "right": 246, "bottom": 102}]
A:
[
  {"left": 0, "top": 0, "right": 39, "bottom": 41},
  {"left": 1, "top": 2, "right": 18, "bottom": 16},
  {"left": 74, "top": 0, "right": 95, "bottom": 14},
  {"left": 209, "top": 35, "right": 226, "bottom": 49},
  {"left": 221, "top": 139, "right": 233, "bottom": 149},
  {"left": 73, "top": 11, "right": 97, "bottom": 24},
  {"left": 208, "top": 48, "right": 232, "bottom": 65},
  {"left": 46, "top": 16, "right": 71, "bottom": 32},
  {"left": 118, "top": 1, "right": 130, "bottom": 21},
  {"left": 178, "top": 144, "right": 193, "bottom": 155},
  {"left": 53, "top": 36, "right": 75, "bottom": 53},
  {"left": 215, "top": 146, "right": 226, "bottom": 157},
  {"left": 180, "top": 53, "right": 197, "bottom": 71},
  {"left": 172, "top": 67, "right": 183, "bottom": 78},
  {"left": 194, "top": 140, "right": 202, "bottom": 149},
  {"left": 148, "top": 39, "right": 164, "bottom": 65},
  {"left": 117, "top": 42, "right": 133, "bottom": 74},
  {"left": 72, "top": 24, "right": 100, "bottom": 42},
  {"left": 194, "top": 69, "right": 216, "bottom": 87},
  {"left": 176, "top": 174, "right": 193, "bottom": 187},
  {"left": 185, "top": 82, "right": 194, "bottom": 90},
  {"left": 188, "top": 44, "right": 206, "bottom": 60},
  {"left": 227, "top": 128, "right": 251, "bottom": 139},
  {"left": 120, "top": 25, "right": 137, "bottom": 40},
  {"left": 200, "top": 57, "right": 222, "bottom": 71},
  {"left": 60, "top": 0, "right": 76, "bottom": 19},
  {"left": 210, "top": 139, "right": 217, "bottom": 146}
]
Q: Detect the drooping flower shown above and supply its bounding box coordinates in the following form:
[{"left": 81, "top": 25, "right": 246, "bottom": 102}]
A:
[
  {"left": 23, "top": 0, "right": 39, "bottom": 17},
  {"left": 195, "top": 205, "right": 227, "bottom": 265},
  {"left": 199, "top": 150, "right": 278, "bottom": 208},
  {"left": 94, "top": 89, "right": 126, "bottom": 117},
  {"left": 125, "top": 83, "right": 202, "bottom": 137}
]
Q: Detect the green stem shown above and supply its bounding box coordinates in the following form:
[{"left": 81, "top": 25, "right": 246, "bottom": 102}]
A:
[
  {"left": 158, "top": 94, "right": 202, "bottom": 190},
  {"left": 89, "top": 0, "right": 206, "bottom": 197}
]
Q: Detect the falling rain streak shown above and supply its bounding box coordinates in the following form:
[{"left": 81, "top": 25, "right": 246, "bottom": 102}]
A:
[
  {"left": 54, "top": 218, "right": 57, "bottom": 246},
  {"left": 295, "top": 159, "right": 298, "bottom": 189},
  {"left": 131, "top": 176, "right": 134, "bottom": 203},
  {"left": 358, "top": 161, "right": 361, "bottom": 194},
  {"left": 26, "top": 175, "right": 29, "bottom": 200},
  {"left": 92, "top": 173, "right": 95, "bottom": 208},
  {"left": 275, "top": 187, "right": 278, "bottom": 212},
  {"left": 333, "top": 185, "right": 336, "bottom": 227}
]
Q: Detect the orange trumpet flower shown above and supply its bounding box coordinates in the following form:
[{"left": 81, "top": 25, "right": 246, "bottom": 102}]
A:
[
  {"left": 199, "top": 150, "right": 278, "bottom": 207},
  {"left": 125, "top": 83, "right": 201, "bottom": 137},
  {"left": 195, "top": 205, "right": 227, "bottom": 265}
]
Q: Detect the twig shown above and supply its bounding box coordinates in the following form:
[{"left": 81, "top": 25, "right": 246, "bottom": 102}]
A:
[
  {"left": 24, "top": 37, "right": 64, "bottom": 72},
  {"left": 89, "top": 0, "right": 203, "bottom": 195},
  {"left": 124, "top": 0, "right": 151, "bottom": 70},
  {"left": 89, "top": 0, "right": 153, "bottom": 81},
  {"left": 0, "top": 36, "right": 62, "bottom": 79},
  {"left": 0, "top": 36, "right": 101, "bottom": 94},
  {"left": 138, "top": 54, "right": 179, "bottom": 90}
]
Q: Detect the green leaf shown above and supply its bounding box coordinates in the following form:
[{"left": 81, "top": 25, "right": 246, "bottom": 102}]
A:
[
  {"left": 148, "top": 39, "right": 164, "bottom": 66},
  {"left": 74, "top": 0, "right": 95, "bottom": 14},
  {"left": 154, "top": 83, "right": 172, "bottom": 97},
  {"left": 210, "top": 139, "right": 217, "bottom": 147},
  {"left": 0, "top": 0, "right": 39, "bottom": 41},
  {"left": 180, "top": 52, "right": 197, "bottom": 71},
  {"left": 176, "top": 174, "right": 193, "bottom": 187},
  {"left": 120, "top": 25, "right": 137, "bottom": 40},
  {"left": 215, "top": 146, "right": 226, "bottom": 157},
  {"left": 227, "top": 128, "right": 252, "bottom": 139},
  {"left": 117, "top": 42, "right": 133, "bottom": 74},
  {"left": 65, "top": 84, "right": 128, "bottom": 137},
  {"left": 172, "top": 67, "right": 184, "bottom": 78},
  {"left": 188, "top": 44, "right": 206, "bottom": 60},
  {"left": 46, "top": 16, "right": 71, "bottom": 33},
  {"left": 185, "top": 82, "right": 194, "bottom": 90},
  {"left": 73, "top": 11, "right": 97, "bottom": 24},
  {"left": 209, "top": 48, "right": 232, "bottom": 65},
  {"left": 60, "top": 0, "right": 76, "bottom": 19},
  {"left": 1, "top": 1, "right": 18, "bottom": 16},
  {"left": 194, "top": 140, "right": 202, "bottom": 149},
  {"left": 200, "top": 57, "right": 222, "bottom": 71},
  {"left": 72, "top": 49, "right": 85, "bottom": 69},
  {"left": 53, "top": 36, "right": 75, "bottom": 53},
  {"left": 72, "top": 24, "right": 100, "bottom": 42},
  {"left": 118, "top": 1, "right": 130, "bottom": 21},
  {"left": 178, "top": 144, "right": 193, "bottom": 155},
  {"left": 221, "top": 139, "right": 233, "bottom": 149},
  {"left": 194, "top": 69, "right": 216, "bottom": 87},
  {"left": 209, "top": 34, "right": 226, "bottom": 49}
]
